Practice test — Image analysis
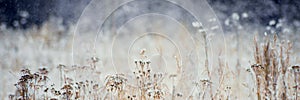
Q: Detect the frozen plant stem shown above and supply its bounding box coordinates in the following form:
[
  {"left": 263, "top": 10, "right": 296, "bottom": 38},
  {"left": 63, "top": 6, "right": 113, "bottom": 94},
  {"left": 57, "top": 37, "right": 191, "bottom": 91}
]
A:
[
  {"left": 263, "top": 37, "right": 271, "bottom": 99},
  {"left": 202, "top": 31, "right": 213, "bottom": 99},
  {"left": 170, "top": 75, "right": 176, "bottom": 100},
  {"left": 252, "top": 35, "right": 295, "bottom": 100},
  {"left": 235, "top": 28, "right": 241, "bottom": 75},
  {"left": 295, "top": 72, "right": 298, "bottom": 100},
  {"left": 292, "top": 66, "right": 300, "bottom": 100}
]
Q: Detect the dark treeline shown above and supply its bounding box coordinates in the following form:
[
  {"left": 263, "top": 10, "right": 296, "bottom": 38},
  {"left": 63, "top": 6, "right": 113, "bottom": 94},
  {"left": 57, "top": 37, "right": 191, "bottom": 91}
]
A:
[
  {"left": 208, "top": 0, "right": 300, "bottom": 26},
  {"left": 0, "top": 0, "right": 89, "bottom": 29},
  {"left": 0, "top": 0, "right": 299, "bottom": 29}
]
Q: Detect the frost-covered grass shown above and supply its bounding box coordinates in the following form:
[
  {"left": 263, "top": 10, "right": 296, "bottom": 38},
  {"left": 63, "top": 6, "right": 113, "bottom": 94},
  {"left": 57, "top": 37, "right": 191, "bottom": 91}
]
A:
[{"left": 1, "top": 17, "right": 300, "bottom": 100}]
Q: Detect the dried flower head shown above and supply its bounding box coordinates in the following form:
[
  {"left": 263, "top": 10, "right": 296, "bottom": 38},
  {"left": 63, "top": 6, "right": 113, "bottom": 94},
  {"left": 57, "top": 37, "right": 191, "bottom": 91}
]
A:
[{"left": 104, "top": 74, "right": 127, "bottom": 93}]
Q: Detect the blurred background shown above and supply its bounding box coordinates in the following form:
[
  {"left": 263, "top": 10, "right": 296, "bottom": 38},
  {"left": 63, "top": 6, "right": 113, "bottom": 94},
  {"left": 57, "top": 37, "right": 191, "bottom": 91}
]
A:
[
  {"left": 0, "top": 0, "right": 300, "bottom": 31},
  {"left": 1, "top": 0, "right": 299, "bottom": 69}
]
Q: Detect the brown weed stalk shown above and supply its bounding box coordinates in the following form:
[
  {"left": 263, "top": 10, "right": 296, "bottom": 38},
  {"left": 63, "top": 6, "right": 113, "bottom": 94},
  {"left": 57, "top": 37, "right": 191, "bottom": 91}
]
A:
[{"left": 252, "top": 34, "right": 294, "bottom": 100}]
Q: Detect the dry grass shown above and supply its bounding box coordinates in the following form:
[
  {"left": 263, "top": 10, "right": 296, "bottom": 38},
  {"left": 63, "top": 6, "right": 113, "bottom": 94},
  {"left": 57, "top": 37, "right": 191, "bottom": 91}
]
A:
[
  {"left": 251, "top": 34, "right": 298, "bottom": 100},
  {"left": 1, "top": 19, "right": 299, "bottom": 100},
  {"left": 7, "top": 49, "right": 179, "bottom": 100}
]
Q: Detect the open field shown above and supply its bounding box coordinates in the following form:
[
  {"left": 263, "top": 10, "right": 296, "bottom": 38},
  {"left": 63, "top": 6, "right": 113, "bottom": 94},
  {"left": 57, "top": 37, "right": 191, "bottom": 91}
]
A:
[
  {"left": 1, "top": 19, "right": 299, "bottom": 100},
  {"left": 1, "top": 0, "right": 300, "bottom": 100}
]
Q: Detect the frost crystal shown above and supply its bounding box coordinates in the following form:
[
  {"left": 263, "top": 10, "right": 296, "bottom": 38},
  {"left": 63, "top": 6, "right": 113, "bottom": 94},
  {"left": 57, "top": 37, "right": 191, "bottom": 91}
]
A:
[
  {"left": 19, "top": 11, "right": 29, "bottom": 18},
  {"left": 208, "top": 18, "right": 217, "bottom": 22},
  {"left": 266, "top": 26, "right": 271, "bottom": 30},
  {"left": 232, "top": 13, "right": 240, "bottom": 21},
  {"left": 283, "top": 28, "right": 290, "bottom": 33},
  {"left": 269, "top": 20, "right": 276, "bottom": 26},
  {"left": 210, "top": 26, "right": 219, "bottom": 30},
  {"left": 242, "top": 12, "right": 248, "bottom": 18},
  {"left": 198, "top": 29, "right": 206, "bottom": 33},
  {"left": 275, "top": 23, "right": 282, "bottom": 28},
  {"left": 264, "top": 32, "right": 268, "bottom": 36},
  {"left": 192, "top": 21, "right": 202, "bottom": 28},
  {"left": 224, "top": 19, "right": 230, "bottom": 26}
]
